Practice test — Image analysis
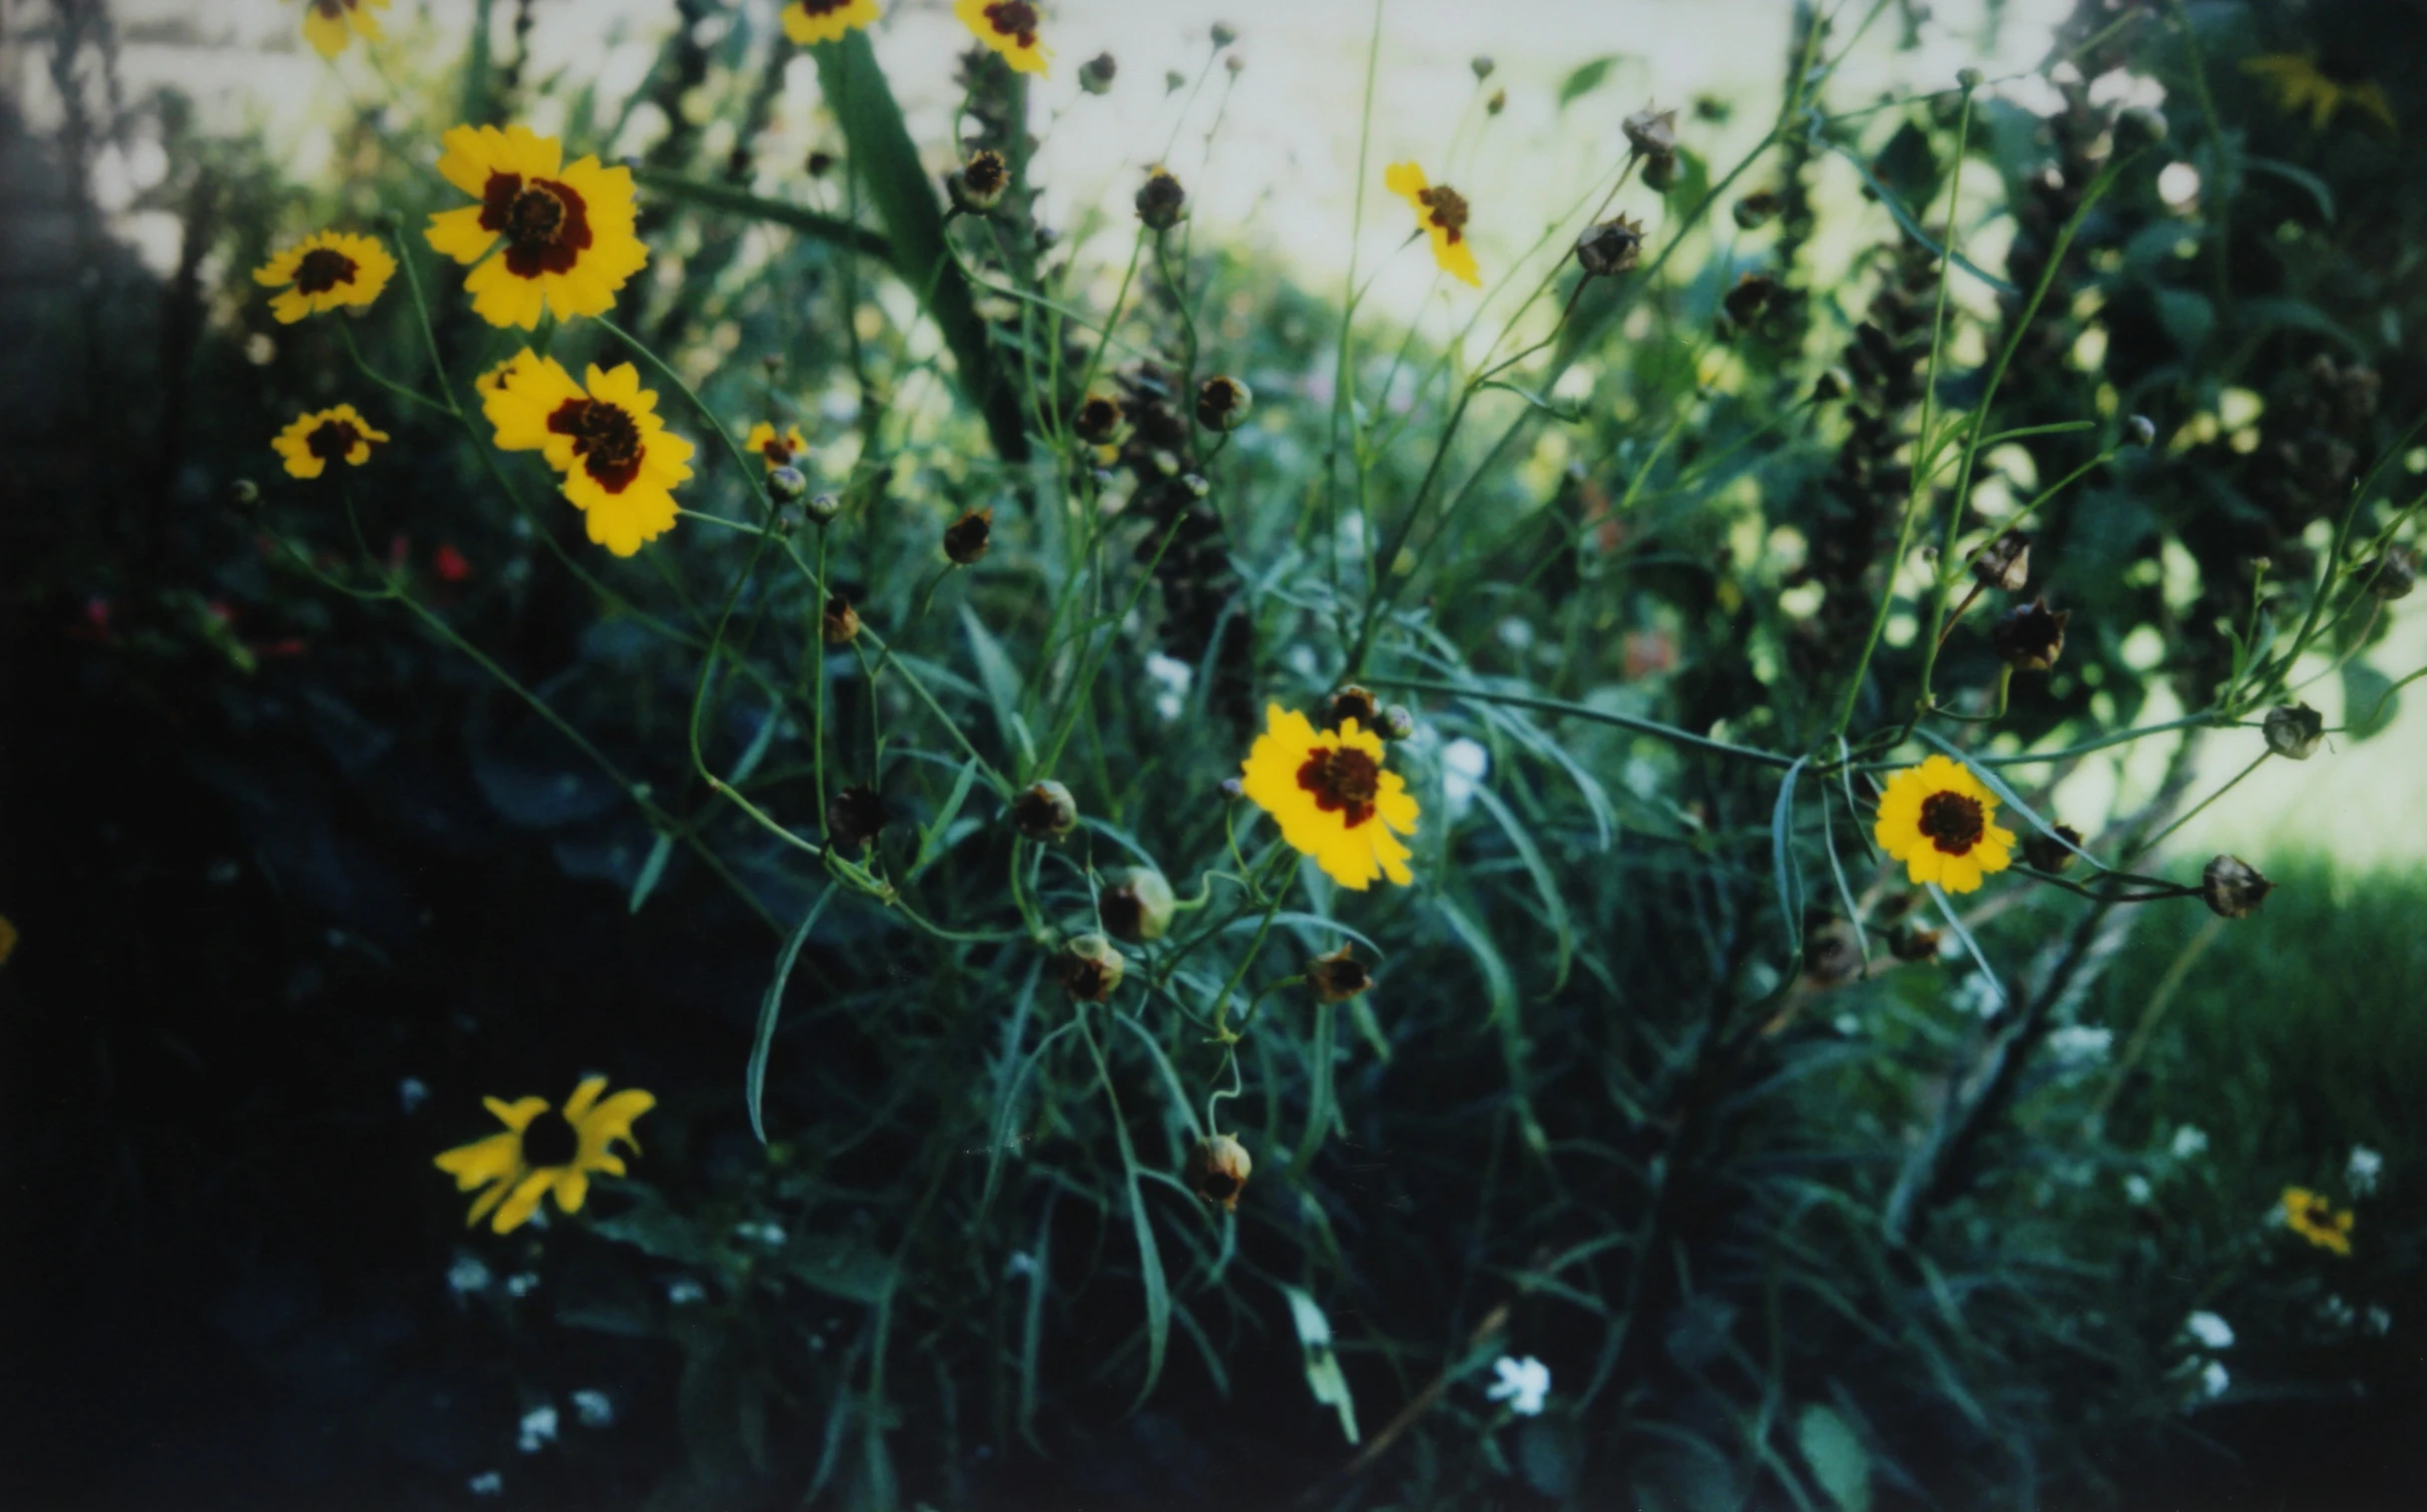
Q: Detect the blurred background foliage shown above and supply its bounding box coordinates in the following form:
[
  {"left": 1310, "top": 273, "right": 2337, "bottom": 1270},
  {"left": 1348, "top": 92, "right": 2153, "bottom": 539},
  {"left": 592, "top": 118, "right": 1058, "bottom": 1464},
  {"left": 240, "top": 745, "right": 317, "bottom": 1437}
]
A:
[{"left": 2, "top": 0, "right": 2424, "bottom": 1509}]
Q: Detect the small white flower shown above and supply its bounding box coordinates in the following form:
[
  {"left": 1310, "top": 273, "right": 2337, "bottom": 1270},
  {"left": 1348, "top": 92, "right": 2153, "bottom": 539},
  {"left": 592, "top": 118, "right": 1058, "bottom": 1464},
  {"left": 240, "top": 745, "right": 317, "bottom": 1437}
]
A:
[
  {"left": 2125, "top": 1175, "right": 2154, "bottom": 1205},
  {"left": 571, "top": 1389, "right": 615, "bottom": 1429},
  {"left": 2199, "top": 1359, "right": 2228, "bottom": 1399},
  {"left": 2185, "top": 1311, "right": 2234, "bottom": 1349},
  {"left": 447, "top": 1252, "right": 494, "bottom": 1300},
  {"left": 467, "top": 1470, "right": 504, "bottom": 1497},
  {"left": 1496, "top": 616, "right": 1536, "bottom": 652},
  {"left": 2170, "top": 1125, "right": 2208, "bottom": 1161},
  {"left": 504, "top": 1271, "right": 540, "bottom": 1298},
  {"left": 398, "top": 1077, "right": 430, "bottom": 1115},
  {"left": 1484, "top": 1354, "right": 1551, "bottom": 1416},
  {"left": 1144, "top": 652, "right": 1194, "bottom": 723},
  {"left": 1004, "top": 1251, "right": 1038, "bottom": 1280},
  {"left": 517, "top": 1403, "right": 559, "bottom": 1454},
  {"left": 731, "top": 1221, "right": 787, "bottom": 1249},
  {"left": 2047, "top": 1025, "right": 2114, "bottom": 1064},
  {"left": 665, "top": 1277, "right": 707, "bottom": 1306},
  {"left": 2347, "top": 1146, "right": 2383, "bottom": 1197},
  {"left": 1951, "top": 971, "right": 2003, "bottom": 1019},
  {"left": 2364, "top": 1304, "right": 2392, "bottom": 1336},
  {"left": 1441, "top": 738, "right": 1490, "bottom": 815}
]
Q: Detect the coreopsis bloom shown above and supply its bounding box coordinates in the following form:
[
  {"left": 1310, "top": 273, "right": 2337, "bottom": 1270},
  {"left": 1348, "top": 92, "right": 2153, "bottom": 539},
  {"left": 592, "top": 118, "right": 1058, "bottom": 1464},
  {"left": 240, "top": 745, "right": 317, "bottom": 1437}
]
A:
[
  {"left": 1384, "top": 162, "right": 1481, "bottom": 287},
  {"left": 745, "top": 421, "right": 807, "bottom": 472},
  {"left": 252, "top": 231, "right": 395, "bottom": 323},
  {"left": 433, "top": 1076, "right": 656, "bottom": 1235},
  {"left": 272, "top": 404, "right": 389, "bottom": 479},
  {"left": 1872, "top": 756, "right": 2015, "bottom": 894},
  {"left": 956, "top": 0, "right": 1051, "bottom": 76},
  {"left": 482, "top": 351, "right": 696, "bottom": 556},
  {"left": 425, "top": 124, "right": 648, "bottom": 329},
  {"left": 2281, "top": 1186, "right": 2354, "bottom": 1256},
  {"left": 1239, "top": 705, "right": 1420, "bottom": 890},
  {"left": 299, "top": 0, "right": 388, "bottom": 59},
  {"left": 2242, "top": 53, "right": 2394, "bottom": 132},
  {"left": 779, "top": 0, "right": 880, "bottom": 47}
]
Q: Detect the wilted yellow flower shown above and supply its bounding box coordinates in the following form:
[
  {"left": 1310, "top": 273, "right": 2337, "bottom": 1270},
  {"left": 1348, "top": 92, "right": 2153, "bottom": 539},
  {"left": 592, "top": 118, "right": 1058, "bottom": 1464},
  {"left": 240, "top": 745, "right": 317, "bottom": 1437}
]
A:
[
  {"left": 252, "top": 231, "right": 395, "bottom": 323},
  {"left": 1872, "top": 756, "right": 2015, "bottom": 894},
  {"left": 272, "top": 404, "right": 389, "bottom": 479},
  {"left": 1240, "top": 705, "right": 1420, "bottom": 890},
  {"left": 779, "top": 0, "right": 881, "bottom": 47},
  {"left": 299, "top": 0, "right": 388, "bottom": 60},
  {"left": 425, "top": 124, "right": 649, "bottom": 329},
  {"left": 2242, "top": 53, "right": 2394, "bottom": 133},
  {"left": 956, "top": 0, "right": 1051, "bottom": 76},
  {"left": 2280, "top": 1186, "right": 2354, "bottom": 1256},
  {"left": 434, "top": 1077, "right": 656, "bottom": 1235},
  {"left": 1384, "top": 161, "right": 1481, "bottom": 287},
  {"left": 482, "top": 350, "right": 696, "bottom": 556}
]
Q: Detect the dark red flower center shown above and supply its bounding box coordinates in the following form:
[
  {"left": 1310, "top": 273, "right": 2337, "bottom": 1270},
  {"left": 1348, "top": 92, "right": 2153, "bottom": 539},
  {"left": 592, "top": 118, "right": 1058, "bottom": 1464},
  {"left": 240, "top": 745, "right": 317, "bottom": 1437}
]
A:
[
  {"left": 760, "top": 433, "right": 797, "bottom": 466},
  {"left": 521, "top": 1110, "right": 581, "bottom": 1169},
  {"left": 1419, "top": 185, "right": 1470, "bottom": 244},
  {"left": 982, "top": 1, "right": 1040, "bottom": 47},
  {"left": 1297, "top": 745, "right": 1380, "bottom": 828},
  {"left": 796, "top": 0, "right": 852, "bottom": 14},
  {"left": 292, "top": 247, "right": 359, "bottom": 294},
  {"left": 1918, "top": 789, "right": 1985, "bottom": 855},
  {"left": 479, "top": 172, "right": 595, "bottom": 278},
  {"left": 547, "top": 399, "right": 645, "bottom": 492},
  {"left": 305, "top": 419, "right": 363, "bottom": 462},
  {"left": 311, "top": 0, "right": 358, "bottom": 17}
]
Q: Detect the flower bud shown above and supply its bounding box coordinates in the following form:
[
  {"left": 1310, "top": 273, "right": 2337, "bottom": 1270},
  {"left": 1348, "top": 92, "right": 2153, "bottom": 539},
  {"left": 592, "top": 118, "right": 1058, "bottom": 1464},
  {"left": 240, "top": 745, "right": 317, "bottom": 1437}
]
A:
[
  {"left": 1378, "top": 704, "right": 1416, "bottom": 741},
  {"left": 1012, "top": 778, "right": 1079, "bottom": 840},
  {"left": 1306, "top": 945, "right": 1370, "bottom": 1003},
  {"left": 2022, "top": 822, "right": 2086, "bottom": 873},
  {"left": 226, "top": 477, "right": 261, "bottom": 510},
  {"left": 1956, "top": 66, "right": 1984, "bottom": 91},
  {"left": 2125, "top": 414, "right": 2157, "bottom": 447},
  {"left": 1623, "top": 106, "right": 1680, "bottom": 158},
  {"left": 1642, "top": 150, "right": 1678, "bottom": 193},
  {"left": 2364, "top": 545, "right": 2417, "bottom": 600},
  {"left": 1485, "top": 87, "right": 1507, "bottom": 117},
  {"left": 1471, "top": 55, "right": 1496, "bottom": 82},
  {"left": 1186, "top": 1132, "right": 1252, "bottom": 1211},
  {"left": 2200, "top": 855, "right": 2273, "bottom": 919},
  {"left": 1224, "top": 53, "right": 1244, "bottom": 76},
  {"left": 1099, "top": 867, "right": 1176, "bottom": 943},
  {"left": 1731, "top": 191, "right": 1779, "bottom": 230},
  {"left": 804, "top": 491, "right": 842, "bottom": 526},
  {"left": 1059, "top": 932, "right": 1127, "bottom": 1001},
  {"left": 1196, "top": 375, "right": 1252, "bottom": 432},
  {"left": 944, "top": 507, "right": 993, "bottom": 566},
  {"left": 1991, "top": 596, "right": 2069, "bottom": 672},
  {"left": 1136, "top": 167, "right": 1187, "bottom": 232},
  {"left": 821, "top": 594, "right": 861, "bottom": 645},
  {"left": 2262, "top": 703, "right": 2324, "bottom": 760},
  {"left": 1211, "top": 22, "right": 1236, "bottom": 46},
  {"left": 1217, "top": 776, "right": 1245, "bottom": 801},
  {"left": 766, "top": 464, "right": 809, "bottom": 503},
  {"left": 949, "top": 149, "right": 1009, "bottom": 214},
  {"left": 1072, "top": 393, "right": 1124, "bottom": 446},
  {"left": 1080, "top": 53, "right": 1117, "bottom": 95},
  {"left": 1575, "top": 215, "right": 1645, "bottom": 277},
  {"left": 825, "top": 783, "right": 887, "bottom": 851},
  {"left": 1972, "top": 530, "right": 2031, "bottom": 593},
  {"left": 1321, "top": 685, "right": 1380, "bottom": 732}
]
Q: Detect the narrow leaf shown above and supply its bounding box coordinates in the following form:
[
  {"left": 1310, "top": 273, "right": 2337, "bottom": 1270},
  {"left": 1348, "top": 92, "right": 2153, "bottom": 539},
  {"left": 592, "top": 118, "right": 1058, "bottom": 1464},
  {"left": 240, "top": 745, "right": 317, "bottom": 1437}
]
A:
[{"left": 748, "top": 883, "right": 839, "bottom": 1142}]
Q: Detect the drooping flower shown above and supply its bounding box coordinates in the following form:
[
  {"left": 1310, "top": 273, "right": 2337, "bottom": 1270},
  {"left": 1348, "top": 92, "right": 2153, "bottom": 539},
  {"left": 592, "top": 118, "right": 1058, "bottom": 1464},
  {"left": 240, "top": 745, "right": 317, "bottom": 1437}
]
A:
[
  {"left": 2241, "top": 52, "right": 2395, "bottom": 133},
  {"left": 745, "top": 421, "right": 807, "bottom": 472},
  {"left": 433, "top": 1076, "right": 656, "bottom": 1235},
  {"left": 1872, "top": 756, "right": 2015, "bottom": 894},
  {"left": 252, "top": 230, "right": 395, "bottom": 323},
  {"left": 2281, "top": 1186, "right": 2354, "bottom": 1256},
  {"left": 425, "top": 124, "right": 649, "bottom": 329},
  {"left": 1384, "top": 161, "right": 1482, "bottom": 286},
  {"left": 1240, "top": 705, "right": 1420, "bottom": 890},
  {"left": 955, "top": 0, "right": 1051, "bottom": 76},
  {"left": 299, "top": 0, "right": 388, "bottom": 59},
  {"left": 482, "top": 352, "right": 695, "bottom": 556},
  {"left": 272, "top": 404, "right": 390, "bottom": 479},
  {"left": 779, "top": 0, "right": 881, "bottom": 47}
]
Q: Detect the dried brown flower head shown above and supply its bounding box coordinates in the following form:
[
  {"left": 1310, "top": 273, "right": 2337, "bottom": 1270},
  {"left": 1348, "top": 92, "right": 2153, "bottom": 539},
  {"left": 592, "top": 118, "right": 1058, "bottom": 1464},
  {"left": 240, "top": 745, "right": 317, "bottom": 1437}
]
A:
[{"left": 944, "top": 507, "right": 994, "bottom": 565}]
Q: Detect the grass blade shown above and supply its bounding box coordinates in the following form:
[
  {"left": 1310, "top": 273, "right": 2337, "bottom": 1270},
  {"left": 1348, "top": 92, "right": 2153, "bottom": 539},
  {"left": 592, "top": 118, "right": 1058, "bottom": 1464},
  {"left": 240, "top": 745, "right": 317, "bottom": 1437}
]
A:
[{"left": 747, "top": 882, "right": 839, "bottom": 1142}]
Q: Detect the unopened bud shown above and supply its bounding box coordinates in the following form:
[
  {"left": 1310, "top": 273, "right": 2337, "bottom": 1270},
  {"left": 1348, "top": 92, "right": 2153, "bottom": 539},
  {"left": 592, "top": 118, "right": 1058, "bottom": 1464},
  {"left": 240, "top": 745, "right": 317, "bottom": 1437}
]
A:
[
  {"left": 1059, "top": 933, "right": 1127, "bottom": 1001},
  {"left": 1642, "top": 150, "right": 1677, "bottom": 193},
  {"left": 1973, "top": 530, "right": 2032, "bottom": 593},
  {"left": 766, "top": 464, "right": 809, "bottom": 503},
  {"left": 2262, "top": 703, "right": 2324, "bottom": 760},
  {"left": 804, "top": 491, "right": 842, "bottom": 526},
  {"left": 2200, "top": 854, "right": 2273, "bottom": 919},
  {"left": 1211, "top": 22, "right": 1236, "bottom": 47},
  {"left": 1486, "top": 88, "right": 1507, "bottom": 117},
  {"left": 944, "top": 507, "right": 993, "bottom": 565},
  {"left": 1471, "top": 56, "right": 1496, "bottom": 82},
  {"left": 1378, "top": 704, "right": 1416, "bottom": 741},
  {"left": 1306, "top": 945, "right": 1370, "bottom": 1003},
  {"left": 1321, "top": 685, "right": 1379, "bottom": 733},
  {"left": 1099, "top": 867, "right": 1176, "bottom": 943},
  {"left": 1080, "top": 53, "right": 1117, "bottom": 95},
  {"left": 1196, "top": 375, "right": 1252, "bottom": 432},
  {"left": 1217, "top": 775, "right": 1245, "bottom": 801},
  {"left": 227, "top": 478, "right": 261, "bottom": 510},
  {"left": 1992, "top": 596, "right": 2069, "bottom": 672},
  {"left": 1889, "top": 924, "right": 1943, "bottom": 962},
  {"left": 1012, "top": 778, "right": 1079, "bottom": 840},
  {"left": 1185, "top": 1132, "right": 1252, "bottom": 1210},
  {"left": 1135, "top": 167, "right": 1187, "bottom": 232},
  {"left": 1957, "top": 66, "right": 1984, "bottom": 91},
  {"left": 1722, "top": 271, "right": 1779, "bottom": 324},
  {"left": 1575, "top": 215, "right": 1645, "bottom": 277},
  {"left": 2126, "top": 414, "right": 2157, "bottom": 447}
]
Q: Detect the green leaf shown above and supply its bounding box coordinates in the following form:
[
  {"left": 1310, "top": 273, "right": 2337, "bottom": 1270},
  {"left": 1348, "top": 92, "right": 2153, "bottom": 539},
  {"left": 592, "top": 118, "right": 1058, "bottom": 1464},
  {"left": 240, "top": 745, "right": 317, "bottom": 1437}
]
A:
[
  {"left": 1471, "top": 782, "right": 1576, "bottom": 992},
  {"left": 634, "top": 167, "right": 893, "bottom": 260},
  {"left": 1557, "top": 56, "right": 1620, "bottom": 109},
  {"left": 1278, "top": 1283, "right": 1360, "bottom": 1443},
  {"left": 1080, "top": 1011, "right": 1170, "bottom": 1413},
  {"left": 1771, "top": 757, "right": 1808, "bottom": 966},
  {"left": 748, "top": 883, "right": 839, "bottom": 1143},
  {"left": 2243, "top": 155, "right": 2335, "bottom": 223},
  {"left": 782, "top": 1235, "right": 894, "bottom": 1304},
  {"left": 2155, "top": 286, "right": 2216, "bottom": 357},
  {"left": 627, "top": 831, "right": 675, "bottom": 914},
  {"left": 909, "top": 758, "right": 983, "bottom": 880},
  {"left": 961, "top": 604, "right": 1036, "bottom": 768},
  {"left": 1794, "top": 1403, "right": 1872, "bottom": 1512},
  {"left": 2342, "top": 661, "right": 2399, "bottom": 740}
]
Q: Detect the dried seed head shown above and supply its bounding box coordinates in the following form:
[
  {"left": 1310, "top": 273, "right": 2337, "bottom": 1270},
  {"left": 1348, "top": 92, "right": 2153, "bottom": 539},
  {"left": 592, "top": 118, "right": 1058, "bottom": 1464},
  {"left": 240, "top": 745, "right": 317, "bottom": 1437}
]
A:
[
  {"left": 1196, "top": 375, "right": 1252, "bottom": 432},
  {"left": 825, "top": 783, "right": 888, "bottom": 851},
  {"left": 2201, "top": 854, "right": 2273, "bottom": 919},
  {"left": 1575, "top": 215, "right": 1646, "bottom": 277},
  {"left": 2125, "top": 414, "right": 2157, "bottom": 447},
  {"left": 1992, "top": 596, "right": 2069, "bottom": 672},
  {"left": 1972, "top": 530, "right": 2032, "bottom": 593},
  {"left": 1722, "top": 272, "right": 1779, "bottom": 325},
  {"left": 951, "top": 149, "right": 1010, "bottom": 213},
  {"left": 2022, "top": 822, "right": 2086, "bottom": 873},
  {"left": 1378, "top": 704, "right": 1416, "bottom": 742},
  {"left": 1099, "top": 867, "right": 1177, "bottom": 943},
  {"left": 821, "top": 594, "right": 861, "bottom": 645},
  {"left": 1080, "top": 53, "right": 1117, "bottom": 95},
  {"left": 944, "top": 507, "right": 994, "bottom": 566},
  {"left": 1889, "top": 924, "right": 1943, "bottom": 962},
  {"left": 1136, "top": 167, "right": 1188, "bottom": 232},
  {"left": 804, "top": 491, "right": 842, "bottom": 526},
  {"left": 1186, "top": 1133, "right": 1253, "bottom": 1211},
  {"left": 2263, "top": 703, "right": 2325, "bottom": 760},
  {"left": 1012, "top": 778, "right": 1079, "bottom": 840},
  {"left": 766, "top": 464, "right": 809, "bottom": 503},
  {"left": 1624, "top": 105, "right": 1680, "bottom": 158},
  {"left": 1731, "top": 191, "right": 1779, "bottom": 230},
  {"left": 1072, "top": 392, "right": 1124, "bottom": 446},
  {"left": 1059, "top": 933, "right": 1127, "bottom": 1001},
  {"left": 1321, "top": 685, "right": 1381, "bottom": 732},
  {"left": 2364, "top": 545, "right": 2417, "bottom": 600},
  {"left": 1306, "top": 945, "right": 1371, "bottom": 1003}
]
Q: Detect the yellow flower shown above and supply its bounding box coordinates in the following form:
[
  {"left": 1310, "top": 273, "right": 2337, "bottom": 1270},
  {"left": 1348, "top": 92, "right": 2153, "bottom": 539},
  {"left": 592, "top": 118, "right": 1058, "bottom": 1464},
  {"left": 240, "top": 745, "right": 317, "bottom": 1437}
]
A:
[
  {"left": 252, "top": 230, "right": 396, "bottom": 323},
  {"left": 425, "top": 124, "right": 649, "bottom": 329},
  {"left": 299, "top": 0, "right": 388, "bottom": 60},
  {"left": 1872, "top": 755, "right": 2015, "bottom": 894},
  {"left": 2281, "top": 1186, "right": 2354, "bottom": 1256},
  {"left": 272, "top": 404, "right": 389, "bottom": 479},
  {"left": 955, "top": 0, "right": 1051, "bottom": 76},
  {"left": 2242, "top": 53, "right": 2395, "bottom": 133},
  {"left": 1239, "top": 704, "right": 1420, "bottom": 890},
  {"left": 0, "top": 913, "right": 18, "bottom": 970},
  {"left": 1384, "top": 161, "right": 1482, "bottom": 287},
  {"left": 482, "top": 350, "right": 696, "bottom": 556},
  {"left": 781, "top": 0, "right": 882, "bottom": 46},
  {"left": 745, "top": 420, "right": 808, "bottom": 471},
  {"left": 433, "top": 1076, "right": 657, "bottom": 1235}
]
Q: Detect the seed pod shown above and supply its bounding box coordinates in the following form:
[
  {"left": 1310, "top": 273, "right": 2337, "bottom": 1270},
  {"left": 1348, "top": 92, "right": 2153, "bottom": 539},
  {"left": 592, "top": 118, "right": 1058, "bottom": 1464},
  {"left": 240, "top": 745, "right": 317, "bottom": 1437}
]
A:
[
  {"left": 1378, "top": 704, "right": 1416, "bottom": 741},
  {"left": 1072, "top": 393, "right": 1124, "bottom": 446},
  {"left": 1186, "top": 1133, "right": 1253, "bottom": 1211},
  {"left": 1972, "top": 530, "right": 2032, "bottom": 593},
  {"left": 766, "top": 464, "right": 809, "bottom": 503},
  {"left": 2263, "top": 703, "right": 2324, "bottom": 760},
  {"left": 1623, "top": 106, "right": 1680, "bottom": 158},
  {"left": 1079, "top": 53, "right": 1117, "bottom": 95},
  {"left": 1575, "top": 215, "right": 1645, "bottom": 277},
  {"left": 1196, "top": 375, "right": 1252, "bottom": 432},
  {"left": 1211, "top": 22, "right": 1236, "bottom": 46},
  {"left": 950, "top": 149, "right": 1009, "bottom": 213},
  {"left": 1992, "top": 596, "right": 2069, "bottom": 672},
  {"left": 804, "top": 491, "right": 842, "bottom": 526},
  {"left": 1059, "top": 933, "right": 1127, "bottom": 1002},
  {"left": 2200, "top": 855, "right": 2273, "bottom": 919},
  {"left": 1306, "top": 946, "right": 1370, "bottom": 1003},
  {"left": 944, "top": 507, "right": 994, "bottom": 566},
  {"left": 1136, "top": 167, "right": 1187, "bottom": 232},
  {"left": 825, "top": 784, "right": 887, "bottom": 851},
  {"left": 1321, "top": 685, "right": 1380, "bottom": 732},
  {"left": 1012, "top": 779, "right": 1079, "bottom": 840},
  {"left": 821, "top": 594, "right": 861, "bottom": 645},
  {"left": 1099, "top": 867, "right": 1176, "bottom": 943},
  {"left": 2022, "top": 823, "right": 2086, "bottom": 873},
  {"left": 2364, "top": 545, "right": 2417, "bottom": 600}
]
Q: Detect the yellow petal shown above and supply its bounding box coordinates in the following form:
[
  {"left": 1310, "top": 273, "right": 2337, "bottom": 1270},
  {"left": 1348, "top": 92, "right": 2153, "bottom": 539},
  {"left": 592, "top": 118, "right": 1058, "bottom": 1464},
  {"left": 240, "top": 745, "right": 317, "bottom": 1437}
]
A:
[
  {"left": 424, "top": 205, "right": 498, "bottom": 265},
  {"left": 484, "top": 1095, "right": 548, "bottom": 1131},
  {"left": 466, "top": 1179, "right": 513, "bottom": 1228},
  {"left": 491, "top": 1170, "right": 557, "bottom": 1234},
  {"left": 563, "top": 1075, "right": 609, "bottom": 1122},
  {"left": 554, "top": 1168, "right": 591, "bottom": 1215},
  {"left": 434, "top": 1131, "right": 521, "bottom": 1190},
  {"left": 1383, "top": 161, "right": 1428, "bottom": 209}
]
